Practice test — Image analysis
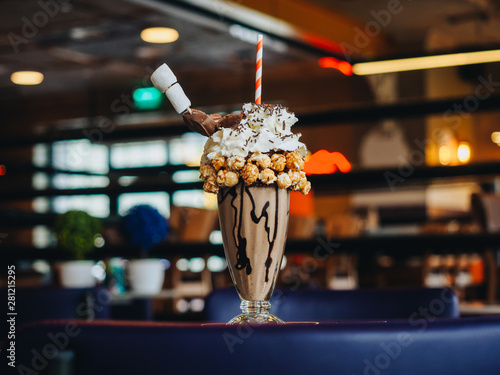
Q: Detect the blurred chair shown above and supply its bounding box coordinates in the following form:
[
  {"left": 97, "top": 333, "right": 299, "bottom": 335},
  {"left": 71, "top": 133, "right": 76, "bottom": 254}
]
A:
[
  {"left": 13, "top": 317, "right": 500, "bottom": 375},
  {"left": 470, "top": 193, "right": 500, "bottom": 303},
  {"left": 171, "top": 255, "right": 212, "bottom": 314},
  {"left": 471, "top": 193, "right": 500, "bottom": 233},
  {"left": 204, "top": 287, "right": 459, "bottom": 323}
]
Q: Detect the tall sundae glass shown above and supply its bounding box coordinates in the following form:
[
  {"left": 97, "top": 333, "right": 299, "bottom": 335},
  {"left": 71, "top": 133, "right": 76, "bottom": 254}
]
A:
[
  {"left": 150, "top": 64, "right": 310, "bottom": 323},
  {"left": 197, "top": 103, "right": 310, "bottom": 324},
  {"left": 218, "top": 183, "right": 289, "bottom": 324}
]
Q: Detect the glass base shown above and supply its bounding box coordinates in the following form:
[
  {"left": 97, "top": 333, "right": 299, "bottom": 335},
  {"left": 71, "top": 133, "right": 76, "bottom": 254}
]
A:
[{"left": 227, "top": 300, "right": 284, "bottom": 325}]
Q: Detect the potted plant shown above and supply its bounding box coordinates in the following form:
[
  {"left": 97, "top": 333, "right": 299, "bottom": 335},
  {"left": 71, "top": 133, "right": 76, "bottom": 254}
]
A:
[
  {"left": 54, "top": 210, "right": 102, "bottom": 288},
  {"left": 121, "top": 205, "right": 168, "bottom": 294}
]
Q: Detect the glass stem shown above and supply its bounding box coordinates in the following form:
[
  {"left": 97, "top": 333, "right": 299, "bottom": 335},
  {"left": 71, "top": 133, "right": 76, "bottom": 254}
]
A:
[{"left": 240, "top": 300, "right": 271, "bottom": 316}]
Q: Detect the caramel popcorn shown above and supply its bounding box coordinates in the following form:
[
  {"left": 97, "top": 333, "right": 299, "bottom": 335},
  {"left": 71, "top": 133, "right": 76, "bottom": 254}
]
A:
[
  {"left": 288, "top": 170, "right": 302, "bottom": 186},
  {"left": 226, "top": 172, "right": 239, "bottom": 187},
  {"left": 286, "top": 151, "right": 304, "bottom": 171},
  {"left": 203, "top": 174, "right": 219, "bottom": 194},
  {"left": 212, "top": 155, "right": 226, "bottom": 171},
  {"left": 200, "top": 152, "right": 310, "bottom": 193},
  {"left": 300, "top": 180, "right": 312, "bottom": 195},
  {"left": 270, "top": 153, "right": 286, "bottom": 172},
  {"left": 292, "top": 175, "right": 309, "bottom": 191},
  {"left": 276, "top": 172, "right": 292, "bottom": 189},
  {"left": 217, "top": 169, "right": 239, "bottom": 187},
  {"left": 259, "top": 168, "right": 276, "bottom": 185},
  {"left": 227, "top": 156, "right": 246, "bottom": 171},
  {"left": 249, "top": 152, "right": 271, "bottom": 169},
  {"left": 297, "top": 176, "right": 309, "bottom": 190},
  {"left": 200, "top": 163, "right": 216, "bottom": 179},
  {"left": 241, "top": 163, "right": 259, "bottom": 185}
]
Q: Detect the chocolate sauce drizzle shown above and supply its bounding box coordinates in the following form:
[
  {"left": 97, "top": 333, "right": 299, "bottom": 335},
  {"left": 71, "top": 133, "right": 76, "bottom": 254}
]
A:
[
  {"left": 219, "top": 185, "right": 252, "bottom": 275},
  {"left": 245, "top": 185, "right": 279, "bottom": 282},
  {"left": 218, "top": 184, "right": 281, "bottom": 283}
]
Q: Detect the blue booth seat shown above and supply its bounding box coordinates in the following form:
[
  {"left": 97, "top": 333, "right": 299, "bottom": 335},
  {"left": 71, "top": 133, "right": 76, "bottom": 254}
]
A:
[
  {"left": 1, "top": 287, "right": 110, "bottom": 329},
  {"left": 11, "top": 317, "right": 500, "bottom": 375},
  {"left": 204, "top": 287, "right": 460, "bottom": 322}
]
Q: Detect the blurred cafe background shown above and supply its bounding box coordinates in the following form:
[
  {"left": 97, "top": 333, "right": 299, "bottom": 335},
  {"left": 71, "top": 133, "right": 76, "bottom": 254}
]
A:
[{"left": 1, "top": 0, "right": 500, "bottom": 321}]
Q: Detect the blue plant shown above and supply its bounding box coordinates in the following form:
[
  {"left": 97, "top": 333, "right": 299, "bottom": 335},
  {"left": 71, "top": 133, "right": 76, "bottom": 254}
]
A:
[{"left": 121, "top": 205, "right": 168, "bottom": 254}]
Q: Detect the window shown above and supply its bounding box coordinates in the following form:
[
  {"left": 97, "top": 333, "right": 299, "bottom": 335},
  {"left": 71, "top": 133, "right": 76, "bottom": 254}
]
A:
[
  {"left": 169, "top": 132, "right": 205, "bottom": 165},
  {"left": 31, "top": 135, "right": 205, "bottom": 222},
  {"left": 172, "top": 170, "right": 201, "bottom": 183},
  {"left": 52, "top": 174, "right": 109, "bottom": 189},
  {"left": 118, "top": 192, "right": 170, "bottom": 218},
  {"left": 50, "top": 140, "right": 110, "bottom": 217},
  {"left": 33, "top": 143, "right": 49, "bottom": 167},
  {"left": 110, "top": 140, "right": 168, "bottom": 168},
  {"left": 53, "top": 195, "right": 110, "bottom": 218},
  {"left": 173, "top": 190, "right": 216, "bottom": 210},
  {"left": 52, "top": 139, "right": 108, "bottom": 173}
]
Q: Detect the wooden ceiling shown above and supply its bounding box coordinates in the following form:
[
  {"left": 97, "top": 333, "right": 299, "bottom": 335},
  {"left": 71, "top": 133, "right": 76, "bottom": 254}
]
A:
[{"left": 1, "top": 0, "right": 500, "bottom": 135}]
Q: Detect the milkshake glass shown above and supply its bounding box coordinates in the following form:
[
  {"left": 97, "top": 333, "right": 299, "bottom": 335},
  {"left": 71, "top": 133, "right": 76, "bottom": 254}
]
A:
[
  {"left": 218, "top": 183, "right": 290, "bottom": 324},
  {"left": 149, "top": 66, "right": 311, "bottom": 324},
  {"left": 195, "top": 102, "right": 310, "bottom": 324}
]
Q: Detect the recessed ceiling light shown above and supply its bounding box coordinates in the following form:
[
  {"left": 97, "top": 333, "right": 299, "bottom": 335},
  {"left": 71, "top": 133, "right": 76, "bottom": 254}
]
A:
[
  {"left": 11, "top": 71, "right": 44, "bottom": 85},
  {"left": 140, "top": 27, "right": 179, "bottom": 44}
]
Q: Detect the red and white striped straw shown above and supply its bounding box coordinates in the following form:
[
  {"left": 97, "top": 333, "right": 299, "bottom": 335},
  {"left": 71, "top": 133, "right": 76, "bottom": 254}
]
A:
[{"left": 255, "top": 34, "right": 263, "bottom": 104}]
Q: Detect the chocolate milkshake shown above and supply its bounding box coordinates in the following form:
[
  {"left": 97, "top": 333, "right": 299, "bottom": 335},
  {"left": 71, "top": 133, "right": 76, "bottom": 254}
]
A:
[
  {"left": 198, "top": 103, "right": 310, "bottom": 324},
  {"left": 150, "top": 64, "right": 310, "bottom": 323},
  {"left": 218, "top": 183, "right": 290, "bottom": 302}
]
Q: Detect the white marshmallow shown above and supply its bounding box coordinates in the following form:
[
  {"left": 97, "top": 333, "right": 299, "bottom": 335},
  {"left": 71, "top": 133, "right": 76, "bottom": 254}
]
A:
[
  {"left": 151, "top": 63, "right": 177, "bottom": 93},
  {"left": 166, "top": 84, "right": 191, "bottom": 114}
]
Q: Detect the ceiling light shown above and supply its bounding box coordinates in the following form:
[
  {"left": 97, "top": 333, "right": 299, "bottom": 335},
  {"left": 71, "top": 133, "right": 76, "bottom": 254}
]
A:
[
  {"left": 491, "top": 132, "right": 500, "bottom": 145},
  {"left": 457, "top": 142, "right": 471, "bottom": 164},
  {"left": 352, "top": 49, "right": 500, "bottom": 75},
  {"left": 11, "top": 71, "right": 44, "bottom": 85},
  {"left": 141, "top": 27, "right": 179, "bottom": 44},
  {"left": 438, "top": 146, "right": 452, "bottom": 166}
]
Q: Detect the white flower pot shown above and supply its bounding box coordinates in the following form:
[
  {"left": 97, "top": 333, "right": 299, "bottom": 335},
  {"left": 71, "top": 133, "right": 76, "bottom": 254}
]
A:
[
  {"left": 58, "top": 260, "right": 96, "bottom": 288},
  {"left": 128, "top": 259, "right": 165, "bottom": 295}
]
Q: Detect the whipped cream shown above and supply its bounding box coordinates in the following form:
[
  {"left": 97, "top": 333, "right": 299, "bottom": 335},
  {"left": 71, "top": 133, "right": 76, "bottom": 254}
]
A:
[{"left": 201, "top": 103, "right": 306, "bottom": 163}]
